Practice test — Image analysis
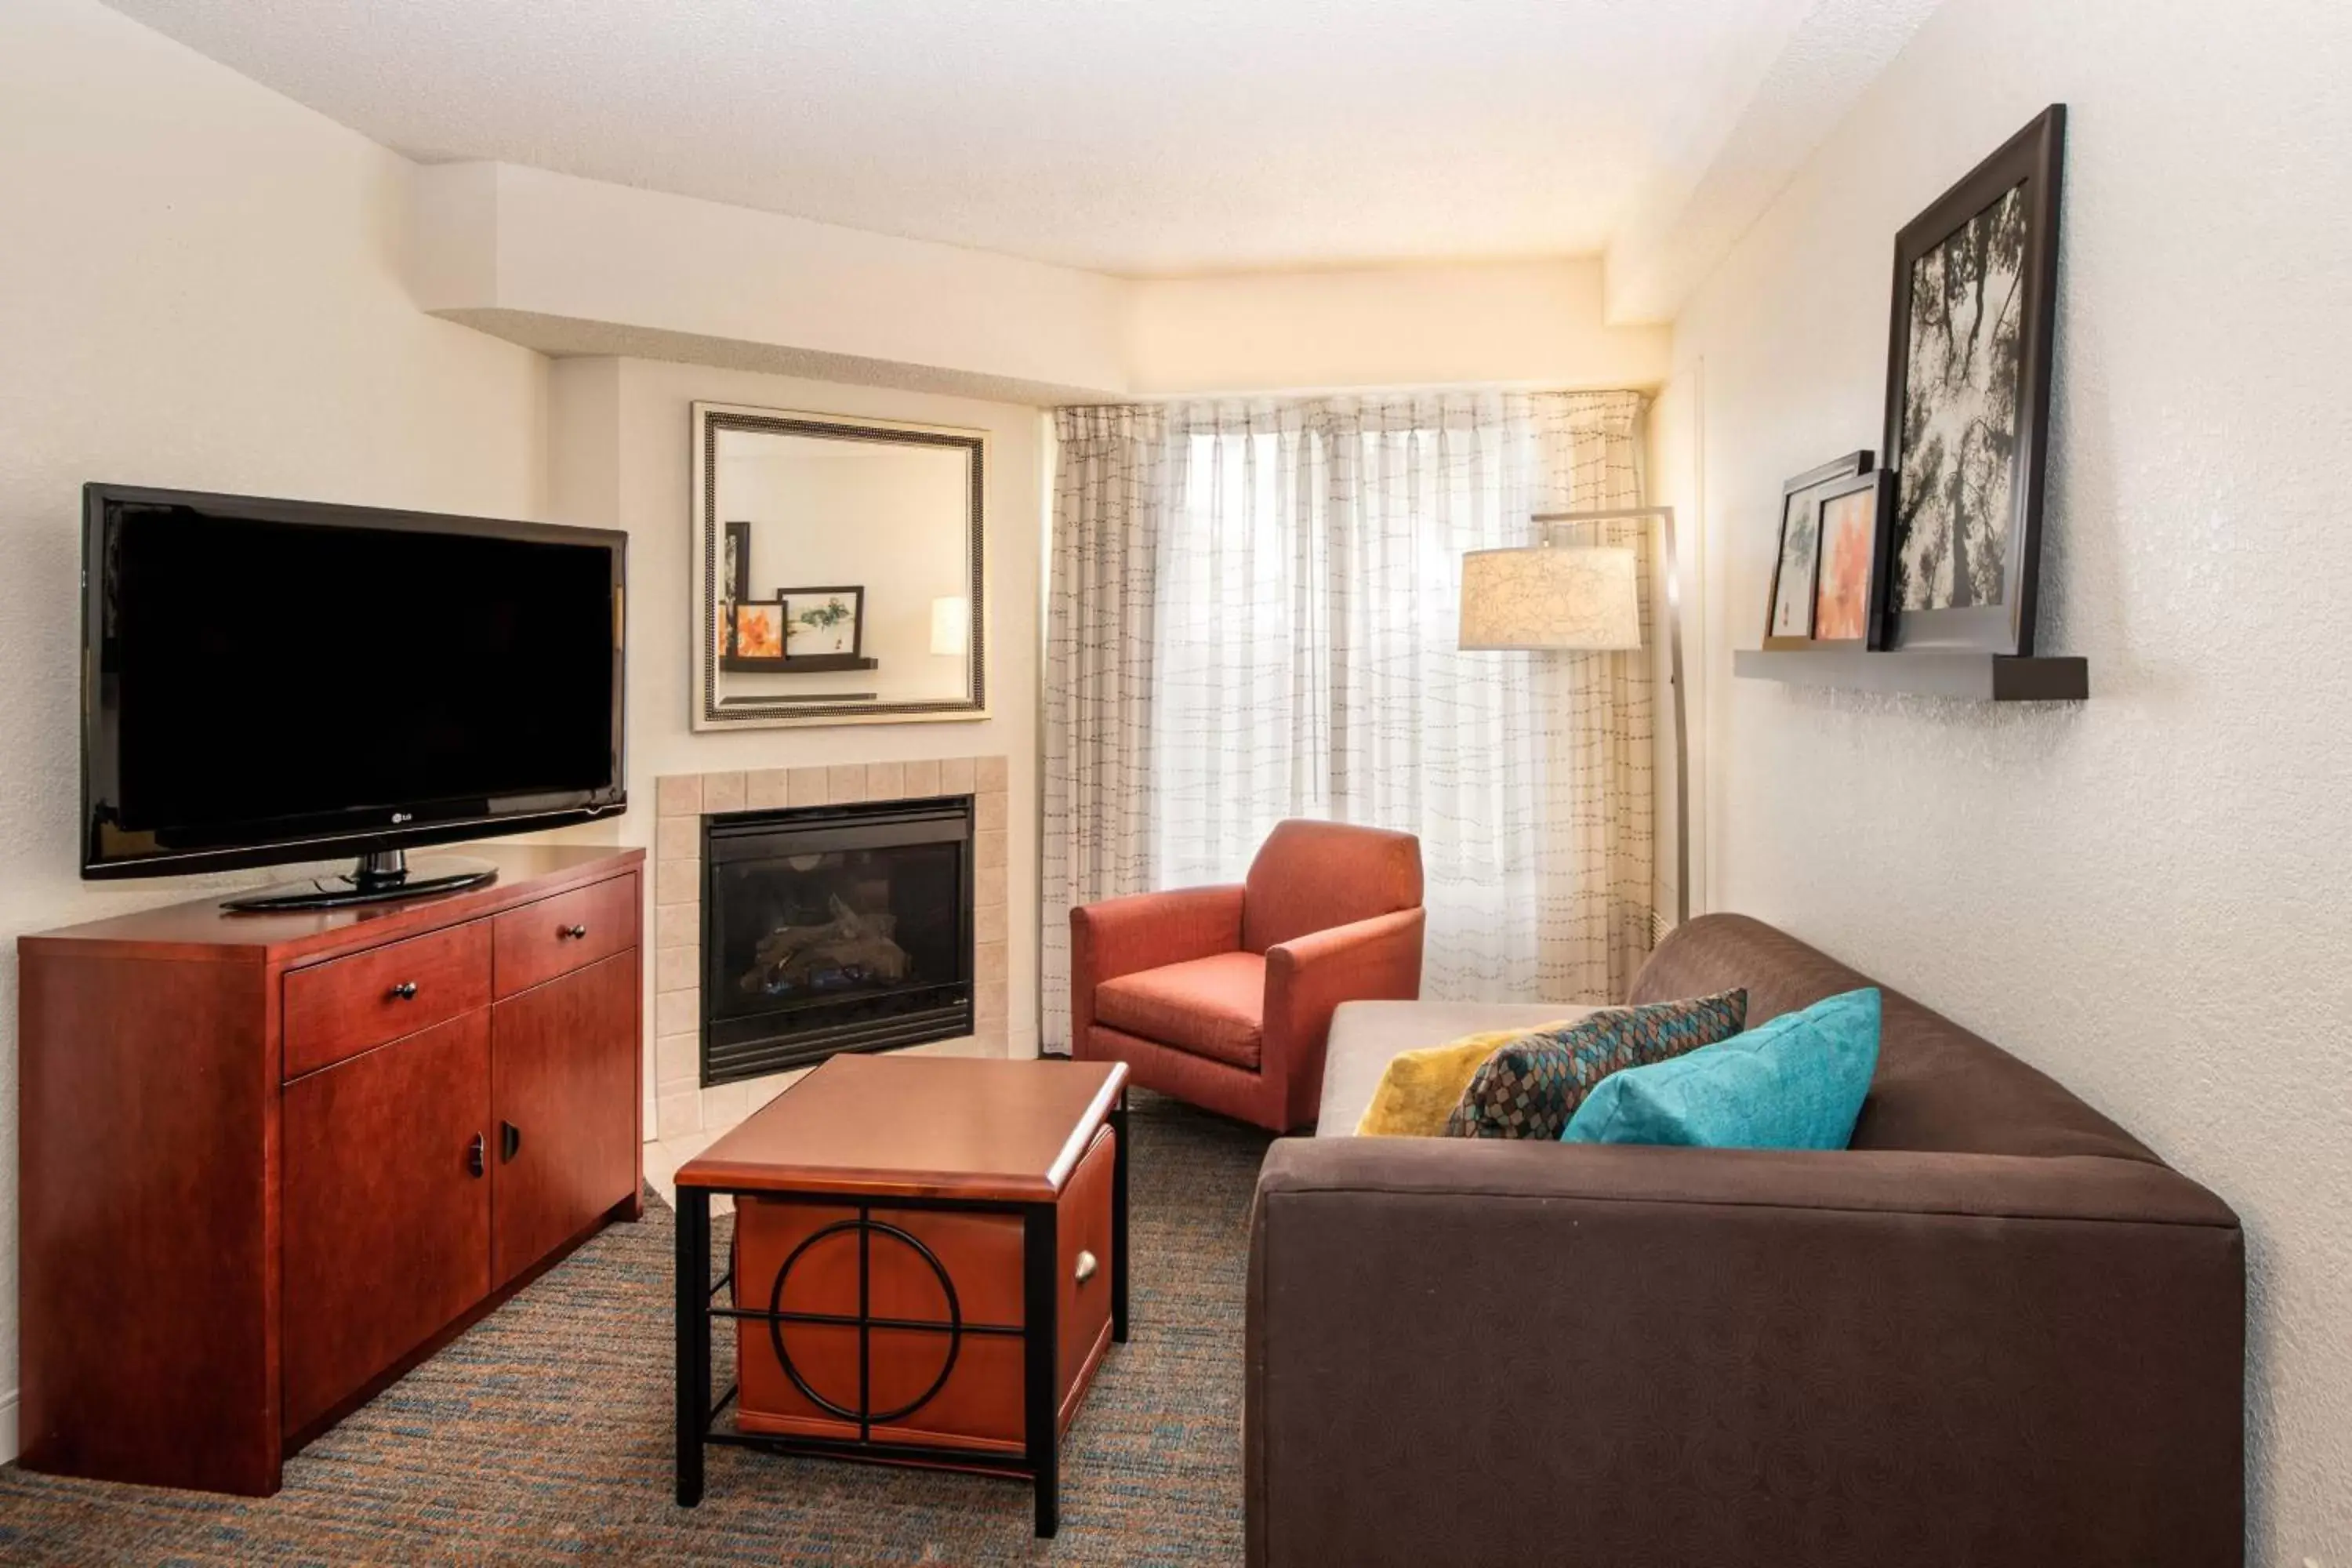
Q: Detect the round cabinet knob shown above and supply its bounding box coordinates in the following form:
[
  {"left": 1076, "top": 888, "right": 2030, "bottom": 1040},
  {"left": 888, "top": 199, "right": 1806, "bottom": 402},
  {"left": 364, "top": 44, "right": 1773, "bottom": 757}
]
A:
[
  {"left": 390, "top": 981, "right": 419, "bottom": 1000},
  {"left": 1074, "top": 1250, "right": 1098, "bottom": 1285},
  {"left": 560, "top": 924, "right": 588, "bottom": 940}
]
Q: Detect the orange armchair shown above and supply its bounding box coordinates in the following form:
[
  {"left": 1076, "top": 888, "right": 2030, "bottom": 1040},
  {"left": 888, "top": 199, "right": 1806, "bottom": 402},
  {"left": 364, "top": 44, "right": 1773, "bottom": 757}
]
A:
[{"left": 1070, "top": 820, "right": 1425, "bottom": 1132}]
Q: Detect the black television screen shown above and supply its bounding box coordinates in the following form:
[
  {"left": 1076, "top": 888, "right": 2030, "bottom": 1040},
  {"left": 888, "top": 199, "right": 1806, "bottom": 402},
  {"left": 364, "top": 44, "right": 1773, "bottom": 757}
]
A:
[{"left": 83, "top": 485, "right": 626, "bottom": 880}]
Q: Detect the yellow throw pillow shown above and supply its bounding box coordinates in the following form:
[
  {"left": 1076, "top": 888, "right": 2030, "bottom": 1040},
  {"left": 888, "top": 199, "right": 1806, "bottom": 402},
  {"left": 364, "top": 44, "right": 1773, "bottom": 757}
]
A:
[{"left": 1356, "top": 1025, "right": 1573, "bottom": 1138}]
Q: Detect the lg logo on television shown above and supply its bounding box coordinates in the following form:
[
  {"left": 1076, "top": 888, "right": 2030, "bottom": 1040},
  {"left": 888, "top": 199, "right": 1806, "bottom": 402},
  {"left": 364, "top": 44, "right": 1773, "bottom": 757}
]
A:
[{"left": 390, "top": 811, "right": 412, "bottom": 823}]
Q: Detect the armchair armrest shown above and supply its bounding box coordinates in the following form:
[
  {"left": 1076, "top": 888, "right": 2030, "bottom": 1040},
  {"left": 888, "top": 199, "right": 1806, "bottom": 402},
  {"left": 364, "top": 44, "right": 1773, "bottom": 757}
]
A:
[
  {"left": 1073, "top": 884, "right": 1246, "bottom": 982},
  {"left": 1247, "top": 1137, "right": 2241, "bottom": 1568},
  {"left": 1262, "top": 908, "right": 1425, "bottom": 1127},
  {"left": 1069, "top": 884, "right": 1245, "bottom": 1044}
]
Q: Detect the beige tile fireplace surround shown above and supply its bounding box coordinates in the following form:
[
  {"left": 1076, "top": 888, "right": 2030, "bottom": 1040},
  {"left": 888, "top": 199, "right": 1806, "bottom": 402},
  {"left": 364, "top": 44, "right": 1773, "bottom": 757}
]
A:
[{"left": 649, "top": 754, "right": 1012, "bottom": 1153}]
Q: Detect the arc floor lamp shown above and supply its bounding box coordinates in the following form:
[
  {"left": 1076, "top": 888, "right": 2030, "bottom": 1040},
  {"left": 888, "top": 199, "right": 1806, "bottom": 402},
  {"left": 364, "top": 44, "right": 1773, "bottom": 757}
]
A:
[{"left": 1457, "top": 506, "right": 1689, "bottom": 928}]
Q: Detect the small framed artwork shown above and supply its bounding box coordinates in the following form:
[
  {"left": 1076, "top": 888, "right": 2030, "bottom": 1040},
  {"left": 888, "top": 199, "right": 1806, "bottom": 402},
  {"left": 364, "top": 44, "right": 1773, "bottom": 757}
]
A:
[
  {"left": 1762, "top": 451, "right": 1873, "bottom": 650},
  {"left": 1809, "top": 470, "right": 1896, "bottom": 649},
  {"left": 1882, "top": 104, "right": 2065, "bottom": 653},
  {"left": 732, "top": 600, "right": 786, "bottom": 661},
  {"left": 780, "top": 586, "right": 864, "bottom": 658}
]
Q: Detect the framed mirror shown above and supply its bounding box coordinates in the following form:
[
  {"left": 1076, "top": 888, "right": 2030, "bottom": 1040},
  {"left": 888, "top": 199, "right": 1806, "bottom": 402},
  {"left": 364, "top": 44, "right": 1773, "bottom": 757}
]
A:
[{"left": 691, "top": 402, "right": 987, "bottom": 729}]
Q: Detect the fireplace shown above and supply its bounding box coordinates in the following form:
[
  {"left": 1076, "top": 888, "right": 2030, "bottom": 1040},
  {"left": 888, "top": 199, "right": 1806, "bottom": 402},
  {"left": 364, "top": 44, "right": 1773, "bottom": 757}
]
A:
[{"left": 701, "top": 796, "right": 975, "bottom": 1087}]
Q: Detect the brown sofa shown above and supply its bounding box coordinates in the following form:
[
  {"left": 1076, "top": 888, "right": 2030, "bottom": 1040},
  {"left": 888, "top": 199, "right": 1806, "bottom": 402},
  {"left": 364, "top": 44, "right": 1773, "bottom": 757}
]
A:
[{"left": 1246, "top": 914, "right": 2244, "bottom": 1567}]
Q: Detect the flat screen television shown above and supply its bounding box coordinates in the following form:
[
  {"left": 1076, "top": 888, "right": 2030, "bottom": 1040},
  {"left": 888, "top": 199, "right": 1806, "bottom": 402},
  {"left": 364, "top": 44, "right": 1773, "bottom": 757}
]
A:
[{"left": 82, "top": 484, "right": 627, "bottom": 911}]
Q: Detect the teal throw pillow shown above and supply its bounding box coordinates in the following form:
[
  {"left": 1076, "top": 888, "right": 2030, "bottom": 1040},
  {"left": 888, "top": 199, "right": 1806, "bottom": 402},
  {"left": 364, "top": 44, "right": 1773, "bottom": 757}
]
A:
[{"left": 1561, "top": 988, "right": 1881, "bottom": 1150}]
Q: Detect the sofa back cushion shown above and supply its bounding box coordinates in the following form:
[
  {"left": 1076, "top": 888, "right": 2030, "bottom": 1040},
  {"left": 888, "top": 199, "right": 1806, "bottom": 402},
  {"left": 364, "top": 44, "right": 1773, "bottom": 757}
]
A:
[
  {"left": 1242, "top": 819, "right": 1424, "bottom": 953},
  {"left": 1629, "top": 915, "right": 2156, "bottom": 1163}
]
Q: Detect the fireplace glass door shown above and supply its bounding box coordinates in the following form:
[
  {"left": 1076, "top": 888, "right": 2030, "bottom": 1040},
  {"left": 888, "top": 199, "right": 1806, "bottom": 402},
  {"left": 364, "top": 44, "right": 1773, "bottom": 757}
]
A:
[{"left": 702, "top": 797, "right": 974, "bottom": 1085}]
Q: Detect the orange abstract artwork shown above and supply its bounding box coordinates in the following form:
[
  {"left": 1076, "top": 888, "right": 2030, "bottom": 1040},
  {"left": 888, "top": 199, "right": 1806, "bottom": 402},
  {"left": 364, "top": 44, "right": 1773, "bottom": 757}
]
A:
[
  {"left": 735, "top": 604, "right": 782, "bottom": 659},
  {"left": 1814, "top": 489, "right": 1877, "bottom": 642}
]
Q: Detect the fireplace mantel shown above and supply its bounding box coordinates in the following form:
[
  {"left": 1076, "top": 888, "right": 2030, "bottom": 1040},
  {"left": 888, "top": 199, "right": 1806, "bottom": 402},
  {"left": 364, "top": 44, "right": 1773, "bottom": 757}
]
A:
[{"left": 652, "top": 757, "right": 1010, "bottom": 1145}]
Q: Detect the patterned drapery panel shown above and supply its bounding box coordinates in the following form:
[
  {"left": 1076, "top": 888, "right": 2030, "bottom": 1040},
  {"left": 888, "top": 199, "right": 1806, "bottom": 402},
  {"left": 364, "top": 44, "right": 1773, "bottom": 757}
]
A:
[
  {"left": 1042, "top": 390, "right": 1652, "bottom": 1053},
  {"left": 1041, "top": 405, "right": 1168, "bottom": 1054}
]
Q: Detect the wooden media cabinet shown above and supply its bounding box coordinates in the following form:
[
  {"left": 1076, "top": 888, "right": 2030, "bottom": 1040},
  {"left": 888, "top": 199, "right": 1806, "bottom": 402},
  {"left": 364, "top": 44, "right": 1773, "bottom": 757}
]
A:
[{"left": 16, "top": 844, "right": 645, "bottom": 1495}]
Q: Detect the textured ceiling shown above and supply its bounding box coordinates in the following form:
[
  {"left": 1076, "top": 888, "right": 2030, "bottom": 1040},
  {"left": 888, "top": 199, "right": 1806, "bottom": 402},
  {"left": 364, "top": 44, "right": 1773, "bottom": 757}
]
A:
[{"left": 93, "top": 0, "right": 1929, "bottom": 287}]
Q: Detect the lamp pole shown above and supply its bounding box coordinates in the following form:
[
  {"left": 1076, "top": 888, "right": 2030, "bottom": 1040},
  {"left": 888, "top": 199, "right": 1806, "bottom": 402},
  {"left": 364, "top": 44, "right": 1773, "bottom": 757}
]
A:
[{"left": 1529, "top": 506, "right": 1688, "bottom": 929}]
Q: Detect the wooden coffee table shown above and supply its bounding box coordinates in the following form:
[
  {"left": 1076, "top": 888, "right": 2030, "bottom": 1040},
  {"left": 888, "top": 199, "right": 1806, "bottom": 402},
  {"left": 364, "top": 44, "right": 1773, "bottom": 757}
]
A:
[{"left": 673, "top": 1054, "right": 1128, "bottom": 1537}]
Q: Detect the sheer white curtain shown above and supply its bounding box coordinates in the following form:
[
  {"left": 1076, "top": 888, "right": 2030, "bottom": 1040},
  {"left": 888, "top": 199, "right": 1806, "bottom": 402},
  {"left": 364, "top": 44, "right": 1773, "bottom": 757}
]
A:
[{"left": 1044, "top": 390, "right": 1652, "bottom": 1052}]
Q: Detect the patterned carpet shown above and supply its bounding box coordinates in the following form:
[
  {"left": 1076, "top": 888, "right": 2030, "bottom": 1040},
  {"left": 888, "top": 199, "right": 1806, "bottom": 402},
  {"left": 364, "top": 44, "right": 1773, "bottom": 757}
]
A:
[{"left": 0, "top": 1091, "right": 1271, "bottom": 1566}]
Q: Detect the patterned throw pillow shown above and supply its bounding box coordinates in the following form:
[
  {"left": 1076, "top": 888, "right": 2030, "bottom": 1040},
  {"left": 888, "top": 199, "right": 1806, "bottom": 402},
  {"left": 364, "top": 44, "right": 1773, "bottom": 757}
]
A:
[
  {"left": 1442, "top": 989, "right": 1749, "bottom": 1139},
  {"left": 1355, "top": 1021, "right": 1587, "bottom": 1138}
]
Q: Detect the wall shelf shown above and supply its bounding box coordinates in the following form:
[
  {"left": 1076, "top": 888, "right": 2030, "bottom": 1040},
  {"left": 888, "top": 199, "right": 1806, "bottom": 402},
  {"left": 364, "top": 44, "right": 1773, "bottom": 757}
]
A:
[
  {"left": 1733, "top": 648, "right": 2087, "bottom": 702},
  {"left": 719, "top": 653, "right": 880, "bottom": 674}
]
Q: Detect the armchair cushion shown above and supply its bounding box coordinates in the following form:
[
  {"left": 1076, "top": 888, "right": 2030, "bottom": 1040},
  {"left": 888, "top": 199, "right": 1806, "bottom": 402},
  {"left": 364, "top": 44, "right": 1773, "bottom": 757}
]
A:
[{"left": 1094, "top": 951, "right": 1266, "bottom": 1069}]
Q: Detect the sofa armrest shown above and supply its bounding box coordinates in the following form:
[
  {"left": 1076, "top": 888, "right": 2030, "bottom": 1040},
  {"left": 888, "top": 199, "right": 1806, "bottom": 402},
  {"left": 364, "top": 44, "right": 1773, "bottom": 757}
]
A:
[
  {"left": 1262, "top": 909, "right": 1425, "bottom": 1127},
  {"left": 1247, "top": 1137, "right": 2242, "bottom": 1568},
  {"left": 1069, "top": 885, "right": 1246, "bottom": 1043}
]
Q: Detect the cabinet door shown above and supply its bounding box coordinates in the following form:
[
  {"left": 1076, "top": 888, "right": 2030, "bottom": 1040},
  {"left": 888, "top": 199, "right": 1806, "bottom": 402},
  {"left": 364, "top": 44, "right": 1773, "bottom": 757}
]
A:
[
  {"left": 490, "top": 950, "right": 639, "bottom": 1289},
  {"left": 282, "top": 1011, "right": 492, "bottom": 1436}
]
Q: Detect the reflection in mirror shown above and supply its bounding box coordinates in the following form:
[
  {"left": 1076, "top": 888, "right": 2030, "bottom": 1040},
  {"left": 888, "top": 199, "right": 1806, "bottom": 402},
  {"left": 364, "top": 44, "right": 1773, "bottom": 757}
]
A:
[{"left": 691, "top": 404, "right": 986, "bottom": 729}]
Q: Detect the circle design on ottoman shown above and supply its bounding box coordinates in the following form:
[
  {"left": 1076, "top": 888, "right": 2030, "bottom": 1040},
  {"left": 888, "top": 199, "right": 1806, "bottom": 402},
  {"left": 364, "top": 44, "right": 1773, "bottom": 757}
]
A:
[{"left": 765, "top": 1215, "right": 965, "bottom": 1425}]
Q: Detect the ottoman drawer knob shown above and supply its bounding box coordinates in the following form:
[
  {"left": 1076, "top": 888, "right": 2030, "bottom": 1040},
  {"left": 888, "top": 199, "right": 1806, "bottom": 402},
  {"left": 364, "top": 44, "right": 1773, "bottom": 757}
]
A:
[{"left": 1074, "top": 1250, "right": 1098, "bottom": 1285}]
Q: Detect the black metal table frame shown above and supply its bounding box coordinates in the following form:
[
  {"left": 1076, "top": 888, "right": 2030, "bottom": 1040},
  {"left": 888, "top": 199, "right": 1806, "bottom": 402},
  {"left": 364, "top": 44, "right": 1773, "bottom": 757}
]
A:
[{"left": 674, "top": 1096, "right": 1127, "bottom": 1538}]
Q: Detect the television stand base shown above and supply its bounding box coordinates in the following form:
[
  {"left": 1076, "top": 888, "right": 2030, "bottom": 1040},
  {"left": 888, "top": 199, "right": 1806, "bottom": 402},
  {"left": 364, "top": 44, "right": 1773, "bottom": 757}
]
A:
[{"left": 222, "top": 851, "right": 498, "bottom": 913}]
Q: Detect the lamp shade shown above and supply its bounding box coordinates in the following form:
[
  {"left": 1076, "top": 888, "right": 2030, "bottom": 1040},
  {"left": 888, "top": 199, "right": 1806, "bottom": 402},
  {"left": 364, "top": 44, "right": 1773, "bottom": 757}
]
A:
[
  {"left": 930, "top": 595, "right": 971, "bottom": 656},
  {"left": 1457, "top": 544, "right": 1641, "bottom": 651}
]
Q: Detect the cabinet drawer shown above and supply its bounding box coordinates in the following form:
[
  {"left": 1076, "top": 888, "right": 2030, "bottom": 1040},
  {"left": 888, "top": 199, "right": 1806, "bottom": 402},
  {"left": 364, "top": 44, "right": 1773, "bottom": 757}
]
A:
[
  {"left": 492, "top": 873, "right": 638, "bottom": 1000},
  {"left": 283, "top": 920, "right": 492, "bottom": 1080}
]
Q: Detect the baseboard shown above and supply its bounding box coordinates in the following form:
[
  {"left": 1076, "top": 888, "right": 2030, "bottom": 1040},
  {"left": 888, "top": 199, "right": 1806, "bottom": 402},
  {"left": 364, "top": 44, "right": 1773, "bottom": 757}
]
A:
[{"left": 0, "top": 1386, "right": 19, "bottom": 1463}]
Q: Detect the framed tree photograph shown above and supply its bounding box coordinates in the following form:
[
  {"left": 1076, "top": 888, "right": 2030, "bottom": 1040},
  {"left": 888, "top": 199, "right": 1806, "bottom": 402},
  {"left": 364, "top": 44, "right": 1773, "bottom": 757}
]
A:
[
  {"left": 1762, "top": 450, "right": 1873, "bottom": 651},
  {"left": 1882, "top": 104, "right": 2065, "bottom": 654}
]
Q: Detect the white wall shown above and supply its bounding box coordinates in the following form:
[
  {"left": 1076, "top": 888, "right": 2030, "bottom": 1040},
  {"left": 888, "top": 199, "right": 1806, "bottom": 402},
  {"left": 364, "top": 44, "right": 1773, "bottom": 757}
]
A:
[
  {"left": 1668, "top": 2, "right": 2352, "bottom": 1558},
  {"left": 0, "top": 0, "right": 553, "bottom": 1462}
]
